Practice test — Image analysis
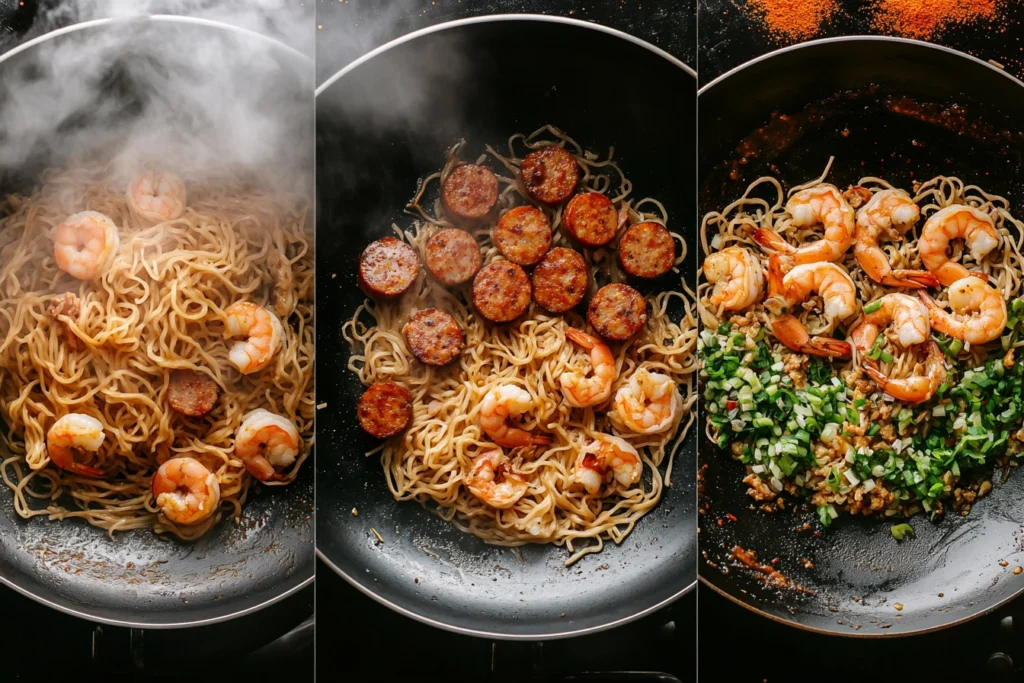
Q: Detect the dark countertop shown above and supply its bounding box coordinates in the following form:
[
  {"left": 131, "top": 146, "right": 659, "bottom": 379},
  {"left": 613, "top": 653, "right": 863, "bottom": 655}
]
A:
[
  {"left": 316, "top": 0, "right": 696, "bottom": 86},
  {"left": 698, "top": 0, "right": 1024, "bottom": 86}
]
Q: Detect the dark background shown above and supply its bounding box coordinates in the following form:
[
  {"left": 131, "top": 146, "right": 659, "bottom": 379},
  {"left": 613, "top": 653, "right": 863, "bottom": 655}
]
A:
[{"left": 698, "top": 0, "right": 1024, "bottom": 85}]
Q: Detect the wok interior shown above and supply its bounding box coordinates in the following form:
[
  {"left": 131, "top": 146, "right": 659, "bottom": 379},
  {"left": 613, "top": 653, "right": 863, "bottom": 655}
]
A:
[
  {"left": 0, "top": 18, "right": 314, "bottom": 627},
  {"left": 316, "top": 19, "right": 697, "bottom": 637},
  {"left": 698, "top": 39, "right": 1024, "bottom": 634}
]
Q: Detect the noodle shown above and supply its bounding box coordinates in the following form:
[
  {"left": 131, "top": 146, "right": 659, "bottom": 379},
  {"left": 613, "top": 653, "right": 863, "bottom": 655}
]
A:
[
  {"left": 344, "top": 126, "right": 698, "bottom": 565},
  {"left": 0, "top": 158, "right": 314, "bottom": 539}
]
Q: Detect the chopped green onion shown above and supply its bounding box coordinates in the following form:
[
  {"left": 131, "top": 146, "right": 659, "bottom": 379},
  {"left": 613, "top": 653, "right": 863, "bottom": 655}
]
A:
[
  {"left": 864, "top": 300, "right": 882, "bottom": 315},
  {"left": 890, "top": 523, "right": 915, "bottom": 541}
]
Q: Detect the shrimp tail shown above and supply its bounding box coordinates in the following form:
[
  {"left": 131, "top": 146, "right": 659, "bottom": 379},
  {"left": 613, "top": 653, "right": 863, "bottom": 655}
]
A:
[
  {"left": 763, "top": 253, "right": 792, "bottom": 315},
  {"left": 532, "top": 434, "right": 552, "bottom": 445},
  {"left": 881, "top": 270, "right": 939, "bottom": 289},
  {"left": 771, "top": 314, "right": 851, "bottom": 358},
  {"left": 862, "top": 341, "right": 945, "bottom": 403},
  {"left": 565, "top": 327, "right": 600, "bottom": 350},
  {"left": 753, "top": 228, "right": 796, "bottom": 256},
  {"left": 66, "top": 462, "right": 104, "bottom": 478}
]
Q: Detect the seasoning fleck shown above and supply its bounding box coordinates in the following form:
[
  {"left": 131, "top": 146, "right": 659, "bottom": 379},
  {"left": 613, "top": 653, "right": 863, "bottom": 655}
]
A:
[
  {"left": 371, "top": 528, "right": 384, "bottom": 543},
  {"left": 894, "top": 603, "right": 904, "bottom": 611},
  {"left": 351, "top": 507, "right": 359, "bottom": 516}
]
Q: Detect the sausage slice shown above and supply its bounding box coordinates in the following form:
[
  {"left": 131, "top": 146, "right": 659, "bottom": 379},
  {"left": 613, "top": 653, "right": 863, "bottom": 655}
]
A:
[
  {"left": 425, "top": 228, "right": 482, "bottom": 286},
  {"left": 359, "top": 237, "right": 421, "bottom": 298},
  {"left": 520, "top": 146, "right": 579, "bottom": 204},
  {"left": 587, "top": 283, "right": 647, "bottom": 341},
  {"left": 472, "top": 261, "right": 532, "bottom": 323},
  {"left": 563, "top": 192, "right": 618, "bottom": 247},
  {"left": 402, "top": 308, "right": 464, "bottom": 366},
  {"left": 357, "top": 381, "right": 413, "bottom": 439},
  {"left": 493, "top": 206, "right": 552, "bottom": 266},
  {"left": 442, "top": 164, "right": 499, "bottom": 221},
  {"left": 618, "top": 221, "right": 676, "bottom": 279},
  {"left": 168, "top": 370, "right": 219, "bottom": 417},
  {"left": 531, "top": 247, "right": 588, "bottom": 313}
]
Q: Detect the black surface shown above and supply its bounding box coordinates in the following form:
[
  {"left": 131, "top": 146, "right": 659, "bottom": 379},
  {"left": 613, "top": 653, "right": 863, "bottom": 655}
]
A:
[
  {"left": 698, "top": 0, "right": 1024, "bottom": 85},
  {"left": 698, "top": 37, "right": 1024, "bottom": 636},
  {"left": 0, "top": 17, "right": 315, "bottom": 628},
  {"left": 315, "top": 0, "right": 696, "bottom": 86},
  {"left": 316, "top": 16, "right": 697, "bottom": 638}
]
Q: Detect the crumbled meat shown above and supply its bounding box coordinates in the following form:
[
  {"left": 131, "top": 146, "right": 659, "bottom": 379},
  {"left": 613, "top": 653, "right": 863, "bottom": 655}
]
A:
[
  {"left": 47, "top": 293, "right": 83, "bottom": 350},
  {"left": 783, "top": 352, "right": 809, "bottom": 388},
  {"left": 743, "top": 471, "right": 777, "bottom": 501}
]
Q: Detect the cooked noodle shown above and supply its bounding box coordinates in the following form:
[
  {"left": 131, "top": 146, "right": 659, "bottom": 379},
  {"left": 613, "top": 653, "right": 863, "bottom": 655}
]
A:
[{"left": 344, "top": 126, "right": 698, "bottom": 565}]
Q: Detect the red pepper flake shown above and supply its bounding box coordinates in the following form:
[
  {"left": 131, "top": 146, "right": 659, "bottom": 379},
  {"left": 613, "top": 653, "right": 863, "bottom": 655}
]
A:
[
  {"left": 717, "top": 519, "right": 723, "bottom": 526},
  {"left": 814, "top": 531, "right": 822, "bottom": 538},
  {"left": 726, "top": 513, "right": 738, "bottom": 522},
  {"left": 727, "top": 400, "right": 738, "bottom": 411}
]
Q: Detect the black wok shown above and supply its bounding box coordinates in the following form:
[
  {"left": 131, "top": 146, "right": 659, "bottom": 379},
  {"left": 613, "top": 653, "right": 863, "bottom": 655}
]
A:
[
  {"left": 316, "top": 15, "right": 697, "bottom": 639},
  {"left": 698, "top": 36, "right": 1024, "bottom": 636},
  {"left": 0, "top": 16, "right": 314, "bottom": 628}
]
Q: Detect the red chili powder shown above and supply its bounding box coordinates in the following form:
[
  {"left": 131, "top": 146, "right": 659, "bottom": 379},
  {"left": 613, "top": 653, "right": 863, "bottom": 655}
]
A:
[
  {"left": 748, "top": 0, "right": 840, "bottom": 41},
  {"left": 871, "top": 0, "right": 1000, "bottom": 39}
]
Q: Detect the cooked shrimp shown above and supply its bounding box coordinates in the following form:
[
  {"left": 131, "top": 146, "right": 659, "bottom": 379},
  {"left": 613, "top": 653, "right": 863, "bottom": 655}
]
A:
[
  {"left": 612, "top": 368, "right": 681, "bottom": 434},
  {"left": 853, "top": 189, "right": 937, "bottom": 288},
  {"left": 126, "top": 171, "right": 186, "bottom": 222},
  {"left": 753, "top": 184, "right": 855, "bottom": 264},
  {"left": 702, "top": 246, "right": 764, "bottom": 311},
  {"left": 466, "top": 450, "right": 528, "bottom": 509},
  {"left": 235, "top": 408, "right": 301, "bottom": 481},
  {"left": 152, "top": 457, "right": 221, "bottom": 525},
  {"left": 53, "top": 211, "right": 119, "bottom": 280},
  {"left": 849, "top": 293, "right": 931, "bottom": 352},
  {"left": 479, "top": 385, "right": 551, "bottom": 448},
  {"left": 560, "top": 328, "right": 617, "bottom": 407},
  {"left": 765, "top": 254, "right": 856, "bottom": 358},
  {"left": 863, "top": 340, "right": 947, "bottom": 404},
  {"left": 224, "top": 302, "right": 285, "bottom": 374},
  {"left": 46, "top": 413, "right": 104, "bottom": 477},
  {"left": 919, "top": 276, "right": 1008, "bottom": 345},
  {"left": 574, "top": 433, "right": 641, "bottom": 495},
  {"left": 919, "top": 205, "right": 1000, "bottom": 287}
]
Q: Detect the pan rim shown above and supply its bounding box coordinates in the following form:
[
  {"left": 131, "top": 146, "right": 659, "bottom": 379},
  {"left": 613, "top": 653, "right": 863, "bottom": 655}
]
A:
[
  {"left": 315, "top": 13, "right": 697, "bottom": 640},
  {"left": 697, "top": 34, "right": 1024, "bottom": 638},
  {"left": 0, "top": 13, "right": 314, "bottom": 629}
]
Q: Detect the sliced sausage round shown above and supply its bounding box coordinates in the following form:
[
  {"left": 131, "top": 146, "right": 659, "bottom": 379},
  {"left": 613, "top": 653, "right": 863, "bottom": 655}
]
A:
[
  {"left": 493, "top": 206, "right": 552, "bottom": 266},
  {"left": 168, "top": 370, "right": 219, "bottom": 417},
  {"left": 587, "top": 283, "right": 647, "bottom": 341},
  {"left": 359, "top": 237, "right": 421, "bottom": 298},
  {"left": 618, "top": 221, "right": 676, "bottom": 279},
  {"left": 520, "top": 146, "right": 579, "bottom": 205},
  {"left": 563, "top": 192, "right": 618, "bottom": 247},
  {"left": 357, "top": 381, "right": 413, "bottom": 439},
  {"left": 425, "top": 228, "right": 482, "bottom": 286},
  {"left": 402, "top": 308, "right": 464, "bottom": 366},
  {"left": 442, "top": 164, "right": 499, "bottom": 221},
  {"left": 531, "top": 247, "right": 588, "bottom": 314},
  {"left": 472, "top": 261, "right": 532, "bottom": 323}
]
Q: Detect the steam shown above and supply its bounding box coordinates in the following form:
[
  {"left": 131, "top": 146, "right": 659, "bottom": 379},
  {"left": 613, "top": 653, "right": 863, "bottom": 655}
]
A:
[{"left": 0, "top": 0, "right": 312, "bottom": 192}]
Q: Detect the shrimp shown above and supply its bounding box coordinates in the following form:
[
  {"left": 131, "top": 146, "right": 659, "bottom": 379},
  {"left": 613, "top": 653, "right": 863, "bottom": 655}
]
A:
[
  {"left": 560, "top": 328, "right": 617, "bottom": 407},
  {"left": 764, "top": 254, "right": 856, "bottom": 358},
  {"left": 52, "top": 211, "right": 119, "bottom": 280},
  {"left": 612, "top": 368, "right": 681, "bottom": 435},
  {"left": 574, "top": 433, "right": 642, "bottom": 495},
  {"left": 465, "top": 450, "right": 528, "bottom": 509},
  {"left": 918, "top": 276, "right": 1008, "bottom": 345},
  {"left": 46, "top": 414, "right": 105, "bottom": 477},
  {"left": 918, "top": 205, "right": 1000, "bottom": 287},
  {"left": 152, "top": 457, "right": 221, "bottom": 525},
  {"left": 224, "top": 302, "right": 285, "bottom": 374},
  {"left": 863, "top": 341, "right": 947, "bottom": 404},
  {"left": 126, "top": 171, "right": 186, "bottom": 223},
  {"left": 479, "top": 385, "right": 551, "bottom": 448},
  {"left": 853, "top": 189, "right": 937, "bottom": 288},
  {"left": 235, "top": 408, "right": 301, "bottom": 481},
  {"left": 753, "top": 184, "right": 855, "bottom": 264},
  {"left": 702, "top": 246, "right": 764, "bottom": 311}
]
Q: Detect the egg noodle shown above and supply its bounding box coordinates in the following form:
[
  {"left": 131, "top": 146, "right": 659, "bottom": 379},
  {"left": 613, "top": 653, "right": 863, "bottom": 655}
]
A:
[{"left": 344, "top": 126, "right": 698, "bottom": 565}]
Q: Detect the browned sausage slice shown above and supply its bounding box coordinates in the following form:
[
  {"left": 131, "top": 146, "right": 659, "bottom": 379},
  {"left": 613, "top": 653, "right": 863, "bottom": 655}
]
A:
[
  {"left": 357, "top": 381, "right": 413, "bottom": 439},
  {"left": 359, "top": 237, "right": 421, "bottom": 298},
  {"left": 425, "top": 228, "right": 482, "bottom": 286},
  {"left": 587, "top": 283, "right": 647, "bottom": 341},
  {"left": 168, "top": 370, "right": 219, "bottom": 417},
  {"left": 618, "top": 221, "right": 676, "bottom": 279},
  {"left": 531, "top": 247, "right": 588, "bottom": 313},
  {"left": 402, "top": 308, "right": 464, "bottom": 366},
  {"left": 493, "top": 206, "right": 552, "bottom": 266},
  {"left": 520, "top": 146, "right": 579, "bottom": 204},
  {"left": 563, "top": 192, "right": 617, "bottom": 247},
  {"left": 472, "top": 261, "right": 532, "bottom": 323},
  {"left": 442, "top": 164, "right": 499, "bottom": 221}
]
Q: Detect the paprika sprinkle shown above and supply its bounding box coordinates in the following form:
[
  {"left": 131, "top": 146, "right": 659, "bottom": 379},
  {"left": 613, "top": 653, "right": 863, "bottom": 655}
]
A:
[
  {"left": 748, "top": 0, "right": 840, "bottom": 41},
  {"left": 871, "top": 0, "right": 1000, "bottom": 40}
]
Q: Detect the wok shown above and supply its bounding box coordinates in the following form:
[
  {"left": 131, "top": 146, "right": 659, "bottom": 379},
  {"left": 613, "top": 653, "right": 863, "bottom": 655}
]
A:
[
  {"left": 0, "top": 16, "right": 314, "bottom": 628},
  {"left": 316, "top": 15, "right": 697, "bottom": 639},
  {"left": 698, "top": 36, "right": 1024, "bottom": 636}
]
